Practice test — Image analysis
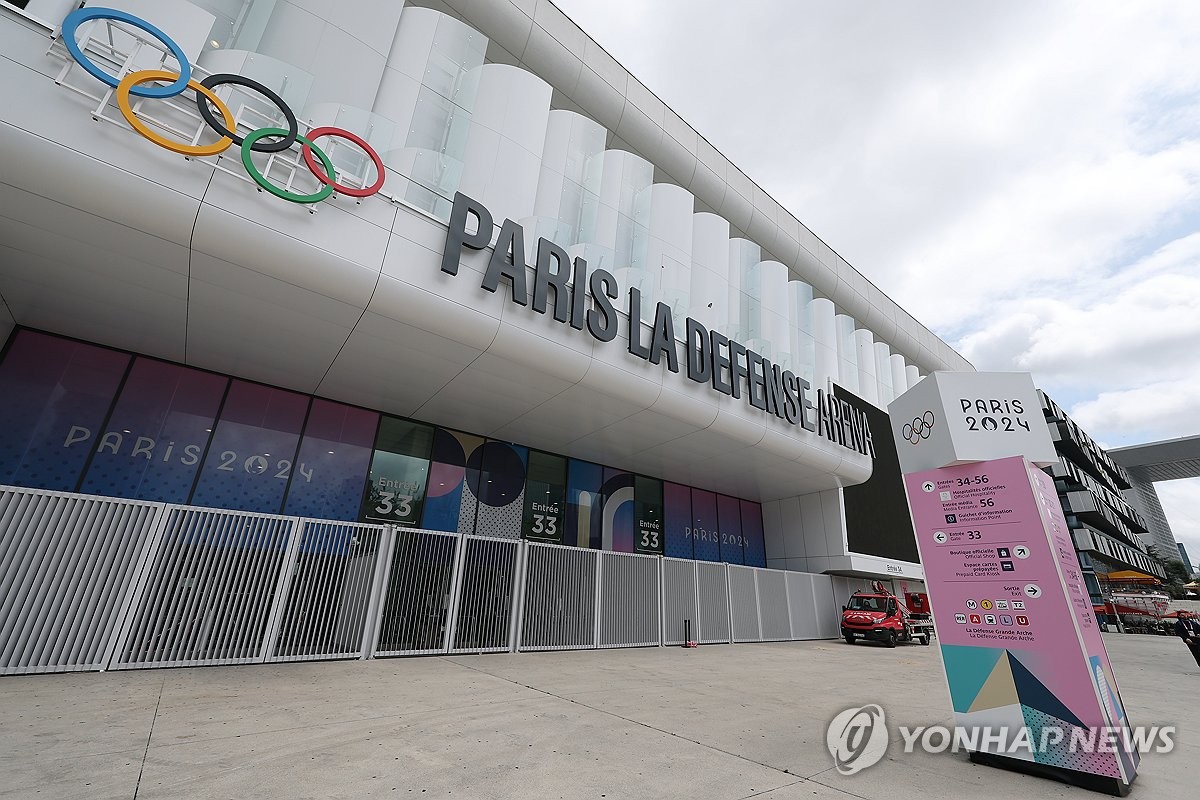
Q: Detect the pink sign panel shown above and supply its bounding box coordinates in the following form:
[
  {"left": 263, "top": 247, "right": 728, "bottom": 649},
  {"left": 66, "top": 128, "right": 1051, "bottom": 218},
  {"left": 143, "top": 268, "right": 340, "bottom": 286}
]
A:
[{"left": 905, "top": 455, "right": 1137, "bottom": 787}]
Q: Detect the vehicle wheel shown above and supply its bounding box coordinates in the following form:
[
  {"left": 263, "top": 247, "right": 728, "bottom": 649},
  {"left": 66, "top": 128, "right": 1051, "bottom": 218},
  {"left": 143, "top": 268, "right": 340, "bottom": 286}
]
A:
[
  {"left": 919, "top": 633, "right": 930, "bottom": 646},
  {"left": 886, "top": 630, "right": 897, "bottom": 648},
  {"left": 845, "top": 635, "right": 855, "bottom": 645}
]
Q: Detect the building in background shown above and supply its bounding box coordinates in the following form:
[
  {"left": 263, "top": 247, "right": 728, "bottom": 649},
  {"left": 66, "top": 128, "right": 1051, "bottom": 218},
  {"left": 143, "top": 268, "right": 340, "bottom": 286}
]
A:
[
  {"left": 1109, "top": 435, "right": 1199, "bottom": 574},
  {"left": 1038, "top": 391, "right": 1164, "bottom": 608}
]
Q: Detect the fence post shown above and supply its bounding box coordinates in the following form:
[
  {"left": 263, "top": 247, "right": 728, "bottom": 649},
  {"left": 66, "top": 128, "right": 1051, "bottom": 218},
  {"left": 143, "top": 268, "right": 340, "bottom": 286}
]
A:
[
  {"left": 725, "top": 563, "right": 734, "bottom": 644},
  {"left": 100, "top": 502, "right": 172, "bottom": 671},
  {"left": 368, "top": 527, "right": 401, "bottom": 658},
  {"left": 508, "top": 540, "right": 528, "bottom": 653},
  {"left": 592, "top": 551, "right": 603, "bottom": 649},
  {"left": 442, "top": 533, "right": 470, "bottom": 653},
  {"left": 783, "top": 571, "right": 795, "bottom": 641},
  {"left": 259, "top": 518, "right": 306, "bottom": 663},
  {"left": 359, "top": 525, "right": 394, "bottom": 660},
  {"left": 752, "top": 568, "right": 764, "bottom": 642},
  {"left": 657, "top": 556, "right": 665, "bottom": 647}
]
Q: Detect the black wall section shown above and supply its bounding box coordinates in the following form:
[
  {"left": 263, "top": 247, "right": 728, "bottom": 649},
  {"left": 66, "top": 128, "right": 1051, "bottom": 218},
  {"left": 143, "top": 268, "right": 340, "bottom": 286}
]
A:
[{"left": 835, "top": 385, "right": 919, "bottom": 563}]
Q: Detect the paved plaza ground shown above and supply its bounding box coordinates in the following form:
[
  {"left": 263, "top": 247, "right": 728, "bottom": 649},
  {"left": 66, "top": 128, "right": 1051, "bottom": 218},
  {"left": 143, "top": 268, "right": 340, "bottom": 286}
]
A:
[{"left": 2, "top": 632, "right": 1194, "bottom": 799}]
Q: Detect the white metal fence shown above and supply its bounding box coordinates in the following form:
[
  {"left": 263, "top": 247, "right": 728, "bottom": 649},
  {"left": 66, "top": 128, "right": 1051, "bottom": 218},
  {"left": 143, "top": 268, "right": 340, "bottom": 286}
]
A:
[{"left": 0, "top": 485, "right": 846, "bottom": 675}]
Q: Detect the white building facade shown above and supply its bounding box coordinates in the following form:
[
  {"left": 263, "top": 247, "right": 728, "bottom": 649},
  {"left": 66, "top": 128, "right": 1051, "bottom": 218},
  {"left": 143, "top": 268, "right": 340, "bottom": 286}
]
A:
[{"left": 0, "top": 0, "right": 973, "bottom": 672}]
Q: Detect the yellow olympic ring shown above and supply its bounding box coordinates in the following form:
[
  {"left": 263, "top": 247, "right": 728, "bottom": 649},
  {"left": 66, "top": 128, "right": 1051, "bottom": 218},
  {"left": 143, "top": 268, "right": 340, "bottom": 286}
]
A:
[{"left": 116, "top": 70, "right": 236, "bottom": 157}]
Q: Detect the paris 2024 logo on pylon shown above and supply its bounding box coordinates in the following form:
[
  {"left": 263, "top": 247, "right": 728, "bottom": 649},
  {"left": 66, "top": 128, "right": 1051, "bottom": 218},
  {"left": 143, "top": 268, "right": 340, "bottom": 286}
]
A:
[{"left": 826, "top": 705, "right": 889, "bottom": 775}]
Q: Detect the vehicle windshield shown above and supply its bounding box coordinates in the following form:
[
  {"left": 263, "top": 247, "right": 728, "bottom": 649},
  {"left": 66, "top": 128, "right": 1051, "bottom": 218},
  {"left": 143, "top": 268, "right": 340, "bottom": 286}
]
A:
[{"left": 847, "top": 596, "right": 886, "bottom": 612}]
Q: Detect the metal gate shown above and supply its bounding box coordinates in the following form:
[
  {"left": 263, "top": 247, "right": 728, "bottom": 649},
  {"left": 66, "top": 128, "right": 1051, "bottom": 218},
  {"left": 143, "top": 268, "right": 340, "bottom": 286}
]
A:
[
  {"left": 371, "top": 528, "right": 459, "bottom": 657},
  {"left": 661, "top": 557, "right": 698, "bottom": 646},
  {"left": 728, "top": 564, "right": 761, "bottom": 642},
  {"left": 519, "top": 542, "right": 599, "bottom": 651},
  {"left": 447, "top": 535, "right": 520, "bottom": 653},
  {"left": 785, "top": 571, "right": 821, "bottom": 640},
  {"left": 110, "top": 508, "right": 297, "bottom": 669},
  {"left": 812, "top": 574, "right": 840, "bottom": 639},
  {"left": 0, "top": 488, "right": 164, "bottom": 674},
  {"left": 265, "top": 521, "right": 389, "bottom": 663},
  {"left": 0, "top": 484, "right": 853, "bottom": 674},
  {"left": 756, "top": 569, "right": 792, "bottom": 641},
  {"left": 369, "top": 530, "right": 522, "bottom": 657},
  {"left": 598, "top": 551, "right": 660, "bottom": 648},
  {"left": 695, "top": 561, "right": 732, "bottom": 644}
]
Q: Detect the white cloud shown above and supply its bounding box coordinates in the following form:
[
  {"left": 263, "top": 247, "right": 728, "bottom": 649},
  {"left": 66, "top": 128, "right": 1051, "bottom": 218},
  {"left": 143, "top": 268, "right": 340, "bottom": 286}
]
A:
[
  {"left": 1069, "top": 380, "right": 1200, "bottom": 446},
  {"left": 957, "top": 232, "right": 1200, "bottom": 444},
  {"left": 554, "top": 0, "right": 1200, "bottom": 536}
]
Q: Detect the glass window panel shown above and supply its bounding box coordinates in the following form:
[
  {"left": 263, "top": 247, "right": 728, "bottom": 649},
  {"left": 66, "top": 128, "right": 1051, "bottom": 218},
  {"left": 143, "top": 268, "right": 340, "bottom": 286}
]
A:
[
  {"left": 80, "top": 358, "right": 227, "bottom": 502},
  {"left": 0, "top": 330, "right": 130, "bottom": 491},
  {"left": 190, "top": 380, "right": 310, "bottom": 513},
  {"left": 421, "top": 427, "right": 485, "bottom": 533},
  {"left": 565, "top": 459, "right": 603, "bottom": 549},
  {"left": 633, "top": 475, "right": 664, "bottom": 555},
  {"left": 717, "top": 494, "right": 744, "bottom": 565},
  {"left": 467, "top": 440, "right": 528, "bottom": 539},
  {"left": 691, "top": 488, "right": 721, "bottom": 562},
  {"left": 523, "top": 450, "right": 566, "bottom": 544},
  {"left": 359, "top": 417, "right": 434, "bottom": 526},
  {"left": 601, "top": 467, "right": 636, "bottom": 552},
  {"left": 284, "top": 399, "right": 380, "bottom": 521},
  {"left": 663, "top": 481, "right": 693, "bottom": 559},
  {"left": 741, "top": 500, "right": 766, "bottom": 568}
]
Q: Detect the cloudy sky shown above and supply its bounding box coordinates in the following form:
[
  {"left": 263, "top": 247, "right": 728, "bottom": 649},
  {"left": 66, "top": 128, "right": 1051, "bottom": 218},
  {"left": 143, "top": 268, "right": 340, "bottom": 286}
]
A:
[{"left": 553, "top": 0, "right": 1200, "bottom": 568}]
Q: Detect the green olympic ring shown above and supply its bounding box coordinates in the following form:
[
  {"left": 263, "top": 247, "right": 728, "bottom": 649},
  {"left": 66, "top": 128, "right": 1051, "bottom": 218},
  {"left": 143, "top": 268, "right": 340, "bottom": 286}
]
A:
[{"left": 241, "top": 128, "right": 336, "bottom": 204}]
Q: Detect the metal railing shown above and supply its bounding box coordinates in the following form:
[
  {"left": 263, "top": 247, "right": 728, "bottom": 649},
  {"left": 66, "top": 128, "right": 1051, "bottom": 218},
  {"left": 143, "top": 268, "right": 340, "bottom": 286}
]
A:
[{"left": 0, "top": 485, "right": 844, "bottom": 675}]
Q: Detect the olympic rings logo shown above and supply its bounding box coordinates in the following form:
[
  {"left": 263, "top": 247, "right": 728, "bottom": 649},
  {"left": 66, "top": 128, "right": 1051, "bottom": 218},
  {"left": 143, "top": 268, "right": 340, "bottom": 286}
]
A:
[
  {"left": 61, "top": 7, "right": 385, "bottom": 205},
  {"left": 902, "top": 411, "right": 935, "bottom": 445}
]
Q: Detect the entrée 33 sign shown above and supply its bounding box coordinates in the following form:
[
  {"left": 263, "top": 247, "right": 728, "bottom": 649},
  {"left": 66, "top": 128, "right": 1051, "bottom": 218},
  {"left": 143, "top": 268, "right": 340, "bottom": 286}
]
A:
[{"left": 60, "top": 7, "right": 386, "bottom": 205}]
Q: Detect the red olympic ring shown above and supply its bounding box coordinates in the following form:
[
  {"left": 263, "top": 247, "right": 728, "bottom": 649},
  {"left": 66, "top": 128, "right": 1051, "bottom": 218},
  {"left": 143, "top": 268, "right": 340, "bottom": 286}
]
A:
[{"left": 302, "top": 127, "right": 386, "bottom": 198}]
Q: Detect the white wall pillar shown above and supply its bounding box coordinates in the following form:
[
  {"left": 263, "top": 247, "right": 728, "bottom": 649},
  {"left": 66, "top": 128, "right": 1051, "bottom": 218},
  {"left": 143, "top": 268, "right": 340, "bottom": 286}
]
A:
[
  {"left": 834, "top": 314, "right": 859, "bottom": 394},
  {"left": 690, "top": 212, "right": 731, "bottom": 333},
  {"left": 810, "top": 297, "right": 838, "bottom": 390},
  {"left": 457, "top": 63, "right": 553, "bottom": 226},
  {"left": 572, "top": 149, "right": 653, "bottom": 274},
  {"left": 853, "top": 328, "right": 878, "bottom": 405},
  {"left": 788, "top": 281, "right": 815, "bottom": 385},
  {"left": 727, "top": 238, "right": 761, "bottom": 343}
]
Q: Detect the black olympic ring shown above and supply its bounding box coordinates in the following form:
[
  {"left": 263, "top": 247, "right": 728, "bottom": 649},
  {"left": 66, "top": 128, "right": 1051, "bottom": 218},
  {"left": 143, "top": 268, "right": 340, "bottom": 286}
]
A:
[
  {"left": 902, "top": 410, "right": 936, "bottom": 444},
  {"left": 196, "top": 73, "right": 298, "bottom": 153}
]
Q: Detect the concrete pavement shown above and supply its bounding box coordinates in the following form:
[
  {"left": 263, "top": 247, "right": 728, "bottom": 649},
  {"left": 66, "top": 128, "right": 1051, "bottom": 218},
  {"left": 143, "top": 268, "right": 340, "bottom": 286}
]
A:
[{"left": 1, "top": 633, "right": 1194, "bottom": 799}]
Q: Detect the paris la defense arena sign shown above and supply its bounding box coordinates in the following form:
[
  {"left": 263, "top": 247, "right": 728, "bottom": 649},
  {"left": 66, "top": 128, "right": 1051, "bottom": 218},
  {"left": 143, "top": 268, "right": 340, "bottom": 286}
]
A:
[{"left": 442, "top": 193, "right": 875, "bottom": 458}]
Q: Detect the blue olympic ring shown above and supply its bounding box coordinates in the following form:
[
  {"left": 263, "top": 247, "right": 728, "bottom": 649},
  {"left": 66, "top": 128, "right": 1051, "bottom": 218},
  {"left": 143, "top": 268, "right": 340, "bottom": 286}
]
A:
[{"left": 61, "top": 8, "right": 191, "bottom": 99}]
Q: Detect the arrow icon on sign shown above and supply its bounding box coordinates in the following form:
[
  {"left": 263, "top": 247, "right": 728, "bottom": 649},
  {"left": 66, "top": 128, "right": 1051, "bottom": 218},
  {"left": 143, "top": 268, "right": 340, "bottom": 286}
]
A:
[
  {"left": 933, "top": 531, "right": 948, "bottom": 544},
  {"left": 1024, "top": 583, "right": 1042, "bottom": 598},
  {"left": 1014, "top": 546, "right": 1030, "bottom": 559}
]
